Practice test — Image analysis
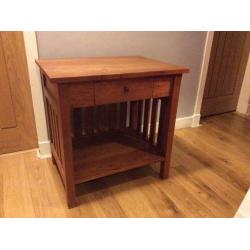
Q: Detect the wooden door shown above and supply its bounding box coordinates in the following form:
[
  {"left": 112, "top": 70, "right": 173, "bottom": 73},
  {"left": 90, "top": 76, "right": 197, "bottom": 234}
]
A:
[
  {"left": 201, "top": 32, "right": 250, "bottom": 117},
  {"left": 0, "top": 32, "right": 37, "bottom": 154}
]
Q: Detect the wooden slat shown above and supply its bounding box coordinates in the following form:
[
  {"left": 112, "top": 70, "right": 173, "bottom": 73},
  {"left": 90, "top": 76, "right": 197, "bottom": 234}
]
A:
[
  {"left": 137, "top": 100, "right": 143, "bottom": 134},
  {"left": 49, "top": 103, "right": 56, "bottom": 146},
  {"left": 143, "top": 99, "right": 150, "bottom": 139},
  {"left": 51, "top": 107, "right": 59, "bottom": 152},
  {"left": 54, "top": 112, "right": 62, "bottom": 161},
  {"left": 157, "top": 98, "right": 167, "bottom": 153},
  {"left": 84, "top": 107, "right": 94, "bottom": 134},
  {"left": 97, "top": 105, "right": 107, "bottom": 132},
  {"left": 119, "top": 102, "right": 127, "bottom": 129},
  {"left": 149, "top": 99, "right": 158, "bottom": 144},
  {"left": 73, "top": 108, "right": 83, "bottom": 137},
  {"left": 53, "top": 110, "right": 61, "bottom": 161},
  {"left": 46, "top": 99, "right": 53, "bottom": 144},
  {"left": 108, "top": 104, "right": 118, "bottom": 130},
  {"left": 130, "top": 101, "right": 138, "bottom": 130}
]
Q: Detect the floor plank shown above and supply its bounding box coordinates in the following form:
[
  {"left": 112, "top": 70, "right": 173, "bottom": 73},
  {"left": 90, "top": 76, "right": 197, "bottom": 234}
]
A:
[{"left": 0, "top": 112, "right": 249, "bottom": 217}]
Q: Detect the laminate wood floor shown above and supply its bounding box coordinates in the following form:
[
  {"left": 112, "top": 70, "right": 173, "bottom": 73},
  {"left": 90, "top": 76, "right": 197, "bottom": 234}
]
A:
[{"left": 0, "top": 112, "right": 249, "bottom": 217}]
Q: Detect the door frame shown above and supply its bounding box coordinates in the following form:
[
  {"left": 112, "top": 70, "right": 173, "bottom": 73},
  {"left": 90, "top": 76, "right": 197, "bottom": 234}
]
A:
[
  {"left": 192, "top": 31, "right": 214, "bottom": 126},
  {"left": 23, "top": 32, "right": 50, "bottom": 158}
]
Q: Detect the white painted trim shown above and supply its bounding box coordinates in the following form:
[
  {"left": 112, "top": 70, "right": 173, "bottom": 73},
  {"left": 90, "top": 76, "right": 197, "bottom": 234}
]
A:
[
  {"left": 175, "top": 114, "right": 201, "bottom": 129},
  {"left": 23, "top": 32, "right": 50, "bottom": 159},
  {"left": 192, "top": 31, "right": 214, "bottom": 124},
  {"left": 37, "top": 140, "right": 51, "bottom": 159}
]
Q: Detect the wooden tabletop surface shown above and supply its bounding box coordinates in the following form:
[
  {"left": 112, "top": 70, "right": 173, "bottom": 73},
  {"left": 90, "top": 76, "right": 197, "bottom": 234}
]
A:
[{"left": 36, "top": 56, "right": 189, "bottom": 82}]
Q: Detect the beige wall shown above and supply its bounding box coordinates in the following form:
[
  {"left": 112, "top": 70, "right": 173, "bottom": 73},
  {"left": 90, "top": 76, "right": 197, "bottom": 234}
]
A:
[{"left": 36, "top": 31, "right": 207, "bottom": 118}]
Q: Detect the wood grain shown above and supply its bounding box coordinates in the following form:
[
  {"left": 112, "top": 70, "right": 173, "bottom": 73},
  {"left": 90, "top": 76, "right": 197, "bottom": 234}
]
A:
[
  {"left": 57, "top": 84, "right": 76, "bottom": 208},
  {"left": 130, "top": 101, "right": 138, "bottom": 130},
  {"left": 153, "top": 79, "right": 171, "bottom": 98},
  {"left": 36, "top": 56, "right": 189, "bottom": 83},
  {"left": 160, "top": 76, "right": 181, "bottom": 178},
  {"left": 149, "top": 98, "right": 158, "bottom": 144},
  {"left": 73, "top": 108, "right": 83, "bottom": 137},
  {"left": 74, "top": 132, "right": 164, "bottom": 184},
  {"left": 201, "top": 31, "right": 250, "bottom": 117},
  {"left": 0, "top": 36, "right": 16, "bottom": 129},
  {"left": 143, "top": 99, "right": 150, "bottom": 139},
  {"left": 0, "top": 32, "right": 37, "bottom": 154},
  {"left": 36, "top": 56, "right": 188, "bottom": 208},
  {"left": 95, "top": 79, "right": 153, "bottom": 105},
  {"left": 0, "top": 113, "right": 248, "bottom": 217},
  {"left": 119, "top": 102, "right": 127, "bottom": 129}
]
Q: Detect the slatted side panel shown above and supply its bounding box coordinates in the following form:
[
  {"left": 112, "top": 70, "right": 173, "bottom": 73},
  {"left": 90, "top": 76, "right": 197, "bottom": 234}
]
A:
[
  {"left": 46, "top": 98, "right": 62, "bottom": 163},
  {"left": 73, "top": 108, "right": 83, "bottom": 137},
  {"left": 157, "top": 98, "right": 168, "bottom": 153},
  {"left": 149, "top": 98, "right": 159, "bottom": 145},
  {"left": 120, "top": 102, "right": 127, "bottom": 129},
  {"left": 71, "top": 97, "right": 167, "bottom": 153},
  {"left": 137, "top": 100, "right": 143, "bottom": 134},
  {"left": 97, "top": 105, "right": 107, "bottom": 132},
  {"left": 72, "top": 103, "right": 126, "bottom": 136},
  {"left": 83, "top": 107, "right": 94, "bottom": 134},
  {"left": 143, "top": 99, "right": 150, "bottom": 140}
]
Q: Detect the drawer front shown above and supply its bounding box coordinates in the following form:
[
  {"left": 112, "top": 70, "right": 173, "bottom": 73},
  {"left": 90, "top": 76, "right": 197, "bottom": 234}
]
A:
[
  {"left": 68, "top": 82, "right": 94, "bottom": 107},
  {"left": 153, "top": 79, "right": 171, "bottom": 98},
  {"left": 95, "top": 79, "right": 153, "bottom": 105}
]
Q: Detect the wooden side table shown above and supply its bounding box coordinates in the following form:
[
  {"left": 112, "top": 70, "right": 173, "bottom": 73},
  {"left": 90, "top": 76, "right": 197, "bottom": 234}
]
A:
[{"left": 36, "top": 56, "right": 189, "bottom": 208}]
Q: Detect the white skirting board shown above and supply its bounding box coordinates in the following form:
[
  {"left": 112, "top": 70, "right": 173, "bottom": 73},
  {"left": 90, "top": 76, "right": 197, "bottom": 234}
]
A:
[
  {"left": 37, "top": 114, "right": 201, "bottom": 159},
  {"left": 175, "top": 113, "right": 201, "bottom": 129},
  {"left": 37, "top": 140, "right": 51, "bottom": 159}
]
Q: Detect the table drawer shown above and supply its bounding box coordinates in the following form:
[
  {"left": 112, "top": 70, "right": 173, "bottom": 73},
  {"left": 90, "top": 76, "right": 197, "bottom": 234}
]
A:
[
  {"left": 95, "top": 79, "right": 153, "bottom": 105},
  {"left": 153, "top": 79, "right": 171, "bottom": 98},
  {"left": 68, "top": 82, "right": 94, "bottom": 107}
]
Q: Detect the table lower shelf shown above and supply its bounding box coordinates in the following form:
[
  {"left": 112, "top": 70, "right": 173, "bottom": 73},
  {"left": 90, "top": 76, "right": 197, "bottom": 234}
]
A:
[{"left": 73, "top": 131, "right": 164, "bottom": 184}]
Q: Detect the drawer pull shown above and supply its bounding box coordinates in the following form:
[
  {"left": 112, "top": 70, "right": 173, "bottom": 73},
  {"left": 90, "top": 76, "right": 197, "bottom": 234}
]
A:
[{"left": 123, "top": 86, "right": 129, "bottom": 93}]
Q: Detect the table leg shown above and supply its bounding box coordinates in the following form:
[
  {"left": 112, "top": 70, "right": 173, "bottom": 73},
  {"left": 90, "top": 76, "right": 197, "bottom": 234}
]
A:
[
  {"left": 160, "top": 75, "right": 182, "bottom": 179},
  {"left": 58, "top": 84, "right": 76, "bottom": 208}
]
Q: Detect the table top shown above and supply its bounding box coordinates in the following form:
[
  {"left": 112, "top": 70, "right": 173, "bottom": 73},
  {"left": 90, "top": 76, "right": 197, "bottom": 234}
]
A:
[{"left": 36, "top": 56, "right": 189, "bottom": 83}]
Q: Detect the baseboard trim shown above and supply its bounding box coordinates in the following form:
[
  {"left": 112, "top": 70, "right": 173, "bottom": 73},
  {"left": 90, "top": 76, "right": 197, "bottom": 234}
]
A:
[
  {"left": 175, "top": 114, "right": 201, "bottom": 129},
  {"left": 37, "top": 140, "right": 51, "bottom": 159}
]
